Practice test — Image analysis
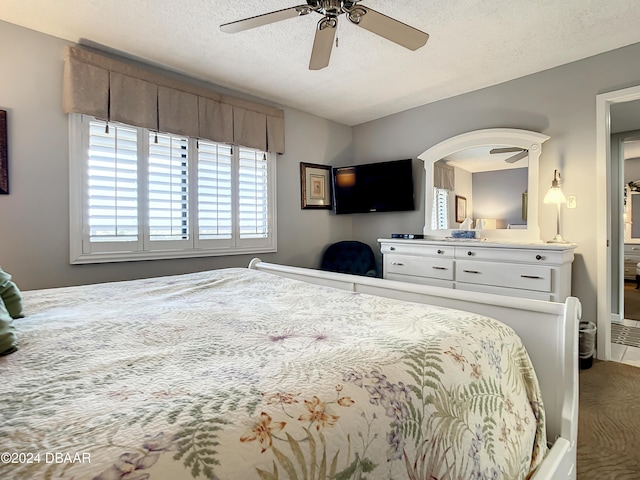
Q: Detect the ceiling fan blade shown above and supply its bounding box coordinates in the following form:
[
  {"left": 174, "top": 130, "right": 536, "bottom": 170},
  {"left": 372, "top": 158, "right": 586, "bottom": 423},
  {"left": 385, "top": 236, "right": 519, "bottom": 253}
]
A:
[
  {"left": 220, "top": 5, "right": 312, "bottom": 33},
  {"left": 346, "top": 5, "right": 428, "bottom": 51},
  {"left": 490, "top": 147, "right": 524, "bottom": 154},
  {"left": 505, "top": 150, "right": 529, "bottom": 163},
  {"left": 309, "top": 16, "right": 337, "bottom": 71}
]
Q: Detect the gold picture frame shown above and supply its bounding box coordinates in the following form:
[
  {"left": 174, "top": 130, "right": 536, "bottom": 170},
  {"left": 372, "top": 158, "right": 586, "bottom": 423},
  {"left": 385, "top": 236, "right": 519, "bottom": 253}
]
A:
[{"left": 300, "top": 162, "right": 332, "bottom": 209}]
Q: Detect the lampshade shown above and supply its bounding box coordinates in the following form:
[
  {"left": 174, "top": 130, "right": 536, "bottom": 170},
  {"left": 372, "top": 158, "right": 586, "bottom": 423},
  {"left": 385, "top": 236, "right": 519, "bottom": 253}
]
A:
[
  {"left": 543, "top": 186, "right": 567, "bottom": 204},
  {"left": 543, "top": 170, "right": 567, "bottom": 205},
  {"left": 544, "top": 169, "right": 569, "bottom": 243},
  {"left": 476, "top": 218, "right": 497, "bottom": 229}
]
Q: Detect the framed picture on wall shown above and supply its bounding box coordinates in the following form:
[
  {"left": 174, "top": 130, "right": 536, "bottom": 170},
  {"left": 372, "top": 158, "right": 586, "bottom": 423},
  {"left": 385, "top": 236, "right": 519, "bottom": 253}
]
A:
[
  {"left": 455, "top": 195, "right": 467, "bottom": 223},
  {"left": 0, "top": 110, "right": 8, "bottom": 195},
  {"left": 300, "top": 162, "right": 332, "bottom": 209}
]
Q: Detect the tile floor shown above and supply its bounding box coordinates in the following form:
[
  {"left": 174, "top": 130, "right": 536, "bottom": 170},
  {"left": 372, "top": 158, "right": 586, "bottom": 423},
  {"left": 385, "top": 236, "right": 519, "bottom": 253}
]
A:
[{"left": 611, "top": 318, "right": 640, "bottom": 366}]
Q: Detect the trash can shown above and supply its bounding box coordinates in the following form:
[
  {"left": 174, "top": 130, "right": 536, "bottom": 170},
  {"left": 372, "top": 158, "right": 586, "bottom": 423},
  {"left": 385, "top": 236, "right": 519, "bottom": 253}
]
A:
[{"left": 579, "top": 321, "right": 597, "bottom": 369}]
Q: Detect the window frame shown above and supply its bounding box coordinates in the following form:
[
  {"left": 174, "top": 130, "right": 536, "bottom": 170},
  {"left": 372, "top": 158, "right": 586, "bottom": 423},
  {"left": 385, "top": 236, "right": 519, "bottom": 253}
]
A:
[{"left": 69, "top": 114, "right": 277, "bottom": 264}]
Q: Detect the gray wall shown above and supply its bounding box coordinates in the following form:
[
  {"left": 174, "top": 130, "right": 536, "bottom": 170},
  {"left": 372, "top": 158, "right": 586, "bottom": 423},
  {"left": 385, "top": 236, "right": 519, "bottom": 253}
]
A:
[
  {"left": 5, "top": 17, "right": 640, "bottom": 324},
  {"left": 472, "top": 168, "right": 528, "bottom": 228},
  {"left": 351, "top": 41, "right": 640, "bottom": 324},
  {"left": 0, "top": 21, "right": 353, "bottom": 289}
]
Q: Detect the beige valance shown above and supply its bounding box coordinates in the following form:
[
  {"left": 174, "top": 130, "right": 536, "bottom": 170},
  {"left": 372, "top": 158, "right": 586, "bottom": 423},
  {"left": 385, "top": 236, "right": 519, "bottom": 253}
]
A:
[
  {"left": 62, "top": 45, "right": 285, "bottom": 153},
  {"left": 433, "top": 160, "right": 455, "bottom": 190}
]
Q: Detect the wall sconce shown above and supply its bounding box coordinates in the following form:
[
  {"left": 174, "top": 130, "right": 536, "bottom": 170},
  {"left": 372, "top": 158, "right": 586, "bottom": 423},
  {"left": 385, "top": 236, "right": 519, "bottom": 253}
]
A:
[{"left": 543, "top": 169, "right": 568, "bottom": 243}]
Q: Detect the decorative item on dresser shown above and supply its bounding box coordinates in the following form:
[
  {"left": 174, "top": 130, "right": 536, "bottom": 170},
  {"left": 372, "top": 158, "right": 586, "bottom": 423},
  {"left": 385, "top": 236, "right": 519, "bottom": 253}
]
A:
[{"left": 379, "top": 238, "right": 576, "bottom": 302}]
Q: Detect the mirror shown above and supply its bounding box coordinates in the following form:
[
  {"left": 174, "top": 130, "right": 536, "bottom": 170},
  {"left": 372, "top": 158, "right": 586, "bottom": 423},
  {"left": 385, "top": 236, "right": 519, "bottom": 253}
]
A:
[
  {"left": 624, "top": 139, "right": 640, "bottom": 242},
  {"left": 418, "top": 128, "right": 549, "bottom": 242},
  {"left": 436, "top": 147, "right": 529, "bottom": 230}
]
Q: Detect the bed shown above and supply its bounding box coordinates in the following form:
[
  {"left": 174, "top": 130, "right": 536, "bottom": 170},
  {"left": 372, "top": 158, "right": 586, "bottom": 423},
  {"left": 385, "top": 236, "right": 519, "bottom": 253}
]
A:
[{"left": 0, "top": 259, "right": 580, "bottom": 480}]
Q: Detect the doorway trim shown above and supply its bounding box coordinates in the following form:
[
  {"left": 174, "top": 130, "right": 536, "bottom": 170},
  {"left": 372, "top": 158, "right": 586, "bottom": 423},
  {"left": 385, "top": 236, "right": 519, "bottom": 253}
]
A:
[{"left": 596, "top": 84, "right": 640, "bottom": 360}]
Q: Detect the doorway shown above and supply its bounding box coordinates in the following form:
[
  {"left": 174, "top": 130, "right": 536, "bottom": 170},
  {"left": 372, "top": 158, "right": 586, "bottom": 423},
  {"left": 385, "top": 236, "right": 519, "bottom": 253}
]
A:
[
  {"left": 596, "top": 87, "right": 640, "bottom": 361},
  {"left": 621, "top": 138, "right": 640, "bottom": 322}
]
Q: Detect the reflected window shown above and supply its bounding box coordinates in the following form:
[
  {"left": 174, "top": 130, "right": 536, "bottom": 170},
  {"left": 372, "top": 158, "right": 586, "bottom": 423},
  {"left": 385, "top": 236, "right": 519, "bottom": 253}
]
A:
[{"left": 432, "top": 187, "right": 449, "bottom": 230}]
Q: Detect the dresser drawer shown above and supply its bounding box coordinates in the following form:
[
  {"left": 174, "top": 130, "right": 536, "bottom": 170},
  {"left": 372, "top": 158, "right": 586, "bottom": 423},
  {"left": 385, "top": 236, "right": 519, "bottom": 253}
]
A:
[
  {"left": 385, "top": 254, "right": 454, "bottom": 280},
  {"left": 455, "top": 260, "right": 552, "bottom": 292},
  {"left": 455, "top": 283, "right": 554, "bottom": 302},
  {"left": 386, "top": 272, "right": 454, "bottom": 289},
  {"left": 624, "top": 244, "right": 640, "bottom": 255},
  {"left": 454, "top": 246, "right": 564, "bottom": 265},
  {"left": 381, "top": 242, "right": 454, "bottom": 258},
  {"left": 624, "top": 265, "right": 637, "bottom": 279}
]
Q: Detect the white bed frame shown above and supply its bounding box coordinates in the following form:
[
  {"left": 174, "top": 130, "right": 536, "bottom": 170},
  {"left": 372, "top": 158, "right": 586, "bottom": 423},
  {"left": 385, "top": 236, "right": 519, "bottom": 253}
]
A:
[{"left": 249, "top": 259, "right": 580, "bottom": 480}]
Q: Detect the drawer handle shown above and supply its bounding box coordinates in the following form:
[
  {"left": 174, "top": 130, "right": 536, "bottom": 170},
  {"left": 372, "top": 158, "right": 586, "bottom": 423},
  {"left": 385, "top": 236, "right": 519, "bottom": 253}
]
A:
[
  {"left": 521, "top": 275, "right": 542, "bottom": 279},
  {"left": 391, "top": 262, "right": 404, "bottom": 266},
  {"left": 432, "top": 266, "right": 447, "bottom": 270},
  {"left": 467, "top": 251, "right": 474, "bottom": 256},
  {"left": 437, "top": 249, "right": 444, "bottom": 254},
  {"left": 633, "top": 247, "right": 640, "bottom": 251},
  {"left": 535, "top": 254, "right": 543, "bottom": 260},
  {"left": 463, "top": 269, "right": 480, "bottom": 274},
  {"left": 390, "top": 246, "right": 396, "bottom": 251}
]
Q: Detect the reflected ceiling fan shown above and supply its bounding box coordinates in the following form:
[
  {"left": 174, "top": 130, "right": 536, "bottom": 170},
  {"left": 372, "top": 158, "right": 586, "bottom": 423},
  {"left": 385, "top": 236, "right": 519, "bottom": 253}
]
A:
[
  {"left": 490, "top": 147, "right": 529, "bottom": 164},
  {"left": 220, "top": 0, "right": 429, "bottom": 70}
]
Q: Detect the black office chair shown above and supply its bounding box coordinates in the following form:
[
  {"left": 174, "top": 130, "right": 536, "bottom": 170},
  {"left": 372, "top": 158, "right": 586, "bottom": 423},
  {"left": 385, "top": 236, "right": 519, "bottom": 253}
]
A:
[{"left": 320, "top": 241, "right": 377, "bottom": 277}]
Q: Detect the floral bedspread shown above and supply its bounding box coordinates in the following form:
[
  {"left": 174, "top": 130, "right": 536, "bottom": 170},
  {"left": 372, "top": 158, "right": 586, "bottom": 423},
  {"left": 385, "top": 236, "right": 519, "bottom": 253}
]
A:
[{"left": 0, "top": 268, "right": 547, "bottom": 480}]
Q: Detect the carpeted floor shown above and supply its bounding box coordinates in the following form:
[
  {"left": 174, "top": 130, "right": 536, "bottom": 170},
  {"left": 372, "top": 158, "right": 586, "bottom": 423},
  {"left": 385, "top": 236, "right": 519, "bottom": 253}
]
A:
[{"left": 578, "top": 360, "right": 640, "bottom": 479}]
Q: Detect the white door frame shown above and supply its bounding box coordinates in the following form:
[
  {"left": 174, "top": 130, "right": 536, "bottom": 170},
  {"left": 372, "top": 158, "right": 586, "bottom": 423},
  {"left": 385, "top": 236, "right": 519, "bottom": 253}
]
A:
[{"left": 596, "top": 84, "right": 640, "bottom": 360}]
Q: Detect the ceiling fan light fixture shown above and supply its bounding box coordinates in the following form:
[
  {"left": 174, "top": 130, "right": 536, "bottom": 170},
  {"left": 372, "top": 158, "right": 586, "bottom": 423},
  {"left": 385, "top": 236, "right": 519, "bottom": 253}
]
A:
[{"left": 221, "top": 0, "right": 429, "bottom": 69}]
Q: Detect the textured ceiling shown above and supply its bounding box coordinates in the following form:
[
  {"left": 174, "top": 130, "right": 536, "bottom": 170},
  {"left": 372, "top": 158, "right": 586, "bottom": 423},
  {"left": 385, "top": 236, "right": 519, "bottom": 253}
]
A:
[{"left": 2, "top": 0, "right": 640, "bottom": 126}]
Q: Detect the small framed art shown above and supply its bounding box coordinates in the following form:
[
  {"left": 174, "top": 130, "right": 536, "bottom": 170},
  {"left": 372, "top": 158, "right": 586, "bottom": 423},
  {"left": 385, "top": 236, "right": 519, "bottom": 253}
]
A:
[
  {"left": 455, "top": 195, "right": 467, "bottom": 223},
  {"left": 300, "top": 162, "right": 332, "bottom": 209}
]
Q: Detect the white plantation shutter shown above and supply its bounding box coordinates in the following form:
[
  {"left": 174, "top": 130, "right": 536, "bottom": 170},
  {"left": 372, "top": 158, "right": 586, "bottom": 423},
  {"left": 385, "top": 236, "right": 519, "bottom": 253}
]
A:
[
  {"left": 87, "top": 121, "right": 139, "bottom": 247},
  {"left": 148, "top": 133, "right": 189, "bottom": 243},
  {"left": 197, "top": 141, "right": 233, "bottom": 240},
  {"left": 432, "top": 187, "right": 449, "bottom": 230},
  {"left": 238, "top": 148, "right": 269, "bottom": 239},
  {"left": 70, "top": 114, "right": 276, "bottom": 263}
]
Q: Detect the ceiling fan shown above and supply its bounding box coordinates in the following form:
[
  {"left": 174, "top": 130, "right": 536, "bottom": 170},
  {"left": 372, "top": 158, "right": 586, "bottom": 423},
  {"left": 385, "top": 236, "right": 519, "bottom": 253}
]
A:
[
  {"left": 490, "top": 147, "right": 529, "bottom": 164},
  {"left": 220, "top": 0, "right": 429, "bottom": 70}
]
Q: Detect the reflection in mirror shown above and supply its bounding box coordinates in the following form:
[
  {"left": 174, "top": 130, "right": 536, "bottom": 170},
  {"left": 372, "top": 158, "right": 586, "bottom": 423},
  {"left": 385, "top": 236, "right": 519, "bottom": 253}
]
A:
[
  {"left": 433, "top": 146, "right": 529, "bottom": 230},
  {"left": 418, "top": 128, "right": 549, "bottom": 242},
  {"left": 624, "top": 139, "right": 640, "bottom": 241},
  {"left": 625, "top": 186, "right": 640, "bottom": 239}
]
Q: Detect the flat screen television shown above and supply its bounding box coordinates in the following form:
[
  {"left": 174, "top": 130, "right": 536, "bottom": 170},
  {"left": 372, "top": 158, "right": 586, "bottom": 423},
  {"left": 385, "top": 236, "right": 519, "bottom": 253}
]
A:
[{"left": 332, "top": 159, "right": 415, "bottom": 214}]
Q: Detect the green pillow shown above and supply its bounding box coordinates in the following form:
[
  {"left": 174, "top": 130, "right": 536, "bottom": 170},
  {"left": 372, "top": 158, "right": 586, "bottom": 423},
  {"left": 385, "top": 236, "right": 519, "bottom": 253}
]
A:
[
  {"left": 0, "top": 297, "right": 17, "bottom": 356},
  {"left": 0, "top": 267, "right": 23, "bottom": 319}
]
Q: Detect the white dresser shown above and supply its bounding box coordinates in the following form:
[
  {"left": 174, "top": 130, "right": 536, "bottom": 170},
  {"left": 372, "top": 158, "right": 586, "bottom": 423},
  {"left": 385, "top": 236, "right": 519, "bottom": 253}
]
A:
[
  {"left": 623, "top": 243, "right": 640, "bottom": 280},
  {"left": 379, "top": 239, "right": 576, "bottom": 302}
]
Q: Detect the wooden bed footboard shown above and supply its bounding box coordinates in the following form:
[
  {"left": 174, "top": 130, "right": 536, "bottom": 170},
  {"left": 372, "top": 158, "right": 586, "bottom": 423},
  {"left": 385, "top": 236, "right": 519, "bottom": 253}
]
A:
[{"left": 248, "top": 258, "right": 580, "bottom": 480}]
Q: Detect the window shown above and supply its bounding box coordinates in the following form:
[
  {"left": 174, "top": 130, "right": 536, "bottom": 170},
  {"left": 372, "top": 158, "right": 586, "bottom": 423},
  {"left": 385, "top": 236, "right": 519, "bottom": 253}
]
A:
[
  {"left": 431, "top": 187, "right": 449, "bottom": 230},
  {"left": 70, "top": 115, "right": 276, "bottom": 263}
]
